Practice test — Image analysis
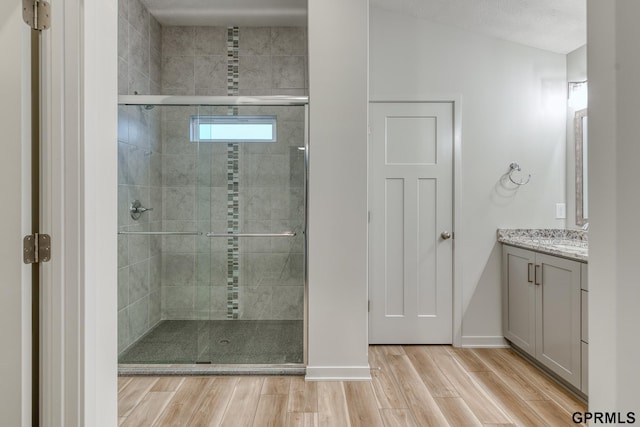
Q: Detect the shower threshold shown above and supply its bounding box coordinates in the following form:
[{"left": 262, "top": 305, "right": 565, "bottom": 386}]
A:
[{"left": 118, "top": 364, "right": 306, "bottom": 376}]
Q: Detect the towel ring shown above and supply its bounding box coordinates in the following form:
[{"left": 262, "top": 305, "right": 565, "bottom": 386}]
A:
[{"left": 508, "top": 162, "right": 531, "bottom": 186}]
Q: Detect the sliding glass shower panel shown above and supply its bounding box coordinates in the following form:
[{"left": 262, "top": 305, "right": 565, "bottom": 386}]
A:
[
  {"left": 200, "top": 104, "right": 305, "bottom": 364},
  {"left": 117, "top": 104, "right": 213, "bottom": 364},
  {"left": 117, "top": 101, "right": 305, "bottom": 366}
]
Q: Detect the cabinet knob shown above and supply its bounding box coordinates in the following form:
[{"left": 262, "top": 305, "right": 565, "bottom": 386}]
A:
[{"left": 441, "top": 231, "right": 452, "bottom": 240}]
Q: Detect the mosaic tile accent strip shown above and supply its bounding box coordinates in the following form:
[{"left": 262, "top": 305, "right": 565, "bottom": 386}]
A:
[
  {"left": 226, "top": 143, "right": 239, "bottom": 319},
  {"left": 227, "top": 26, "right": 239, "bottom": 97},
  {"left": 226, "top": 27, "right": 240, "bottom": 319}
]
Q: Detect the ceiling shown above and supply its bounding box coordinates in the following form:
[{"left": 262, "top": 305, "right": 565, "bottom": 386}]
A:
[
  {"left": 143, "top": 0, "right": 586, "bottom": 54},
  {"left": 371, "top": 0, "right": 586, "bottom": 54},
  {"left": 143, "top": 0, "right": 308, "bottom": 27}
]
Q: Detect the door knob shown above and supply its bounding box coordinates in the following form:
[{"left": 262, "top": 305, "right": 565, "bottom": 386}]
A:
[{"left": 441, "top": 231, "right": 452, "bottom": 240}]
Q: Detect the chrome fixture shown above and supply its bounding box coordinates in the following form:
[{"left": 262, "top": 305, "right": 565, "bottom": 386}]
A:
[
  {"left": 206, "top": 232, "right": 296, "bottom": 238},
  {"left": 118, "top": 231, "right": 199, "bottom": 236},
  {"left": 568, "top": 80, "right": 588, "bottom": 110},
  {"left": 129, "top": 200, "right": 153, "bottom": 220},
  {"left": 508, "top": 162, "right": 531, "bottom": 186},
  {"left": 119, "top": 94, "right": 308, "bottom": 107},
  {"left": 117, "top": 231, "right": 296, "bottom": 237},
  {"left": 440, "top": 231, "right": 452, "bottom": 240}
]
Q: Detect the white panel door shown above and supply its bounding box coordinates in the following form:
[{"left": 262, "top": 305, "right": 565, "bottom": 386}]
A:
[
  {"left": 0, "top": 2, "right": 32, "bottom": 425},
  {"left": 369, "top": 102, "right": 453, "bottom": 344}
]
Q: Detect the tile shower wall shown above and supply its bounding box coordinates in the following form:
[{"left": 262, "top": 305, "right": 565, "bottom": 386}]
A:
[
  {"left": 117, "top": 0, "right": 163, "bottom": 354},
  {"left": 161, "top": 26, "right": 308, "bottom": 96},
  {"left": 236, "top": 106, "right": 306, "bottom": 320},
  {"left": 159, "top": 26, "right": 307, "bottom": 321},
  {"left": 156, "top": 105, "right": 223, "bottom": 320}
]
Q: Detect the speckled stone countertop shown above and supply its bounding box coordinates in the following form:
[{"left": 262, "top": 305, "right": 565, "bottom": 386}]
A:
[{"left": 497, "top": 229, "right": 588, "bottom": 262}]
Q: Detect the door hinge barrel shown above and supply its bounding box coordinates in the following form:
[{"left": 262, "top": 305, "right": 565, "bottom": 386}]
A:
[
  {"left": 23, "top": 0, "right": 51, "bottom": 31},
  {"left": 23, "top": 233, "right": 51, "bottom": 264}
]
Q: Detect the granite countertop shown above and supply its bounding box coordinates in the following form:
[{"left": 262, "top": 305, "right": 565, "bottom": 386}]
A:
[{"left": 497, "top": 229, "right": 588, "bottom": 262}]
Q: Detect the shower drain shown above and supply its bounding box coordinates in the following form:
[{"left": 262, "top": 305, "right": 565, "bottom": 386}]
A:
[{"left": 219, "top": 339, "right": 230, "bottom": 344}]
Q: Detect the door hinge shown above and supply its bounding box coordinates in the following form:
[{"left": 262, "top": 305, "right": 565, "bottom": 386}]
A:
[
  {"left": 23, "top": 233, "right": 51, "bottom": 264},
  {"left": 23, "top": 0, "right": 51, "bottom": 31},
  {"left": 368, "top": 211, "right": 371, "bottom": 223},
  {"left": 368, "top": 300, "right": 371, "bottom": 312}
]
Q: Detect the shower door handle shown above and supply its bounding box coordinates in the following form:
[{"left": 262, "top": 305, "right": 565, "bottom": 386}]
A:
[{"left": 206, "top": 232, "right": 296, "bottom": 237}]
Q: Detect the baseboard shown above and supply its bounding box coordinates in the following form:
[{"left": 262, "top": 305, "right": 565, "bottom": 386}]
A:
[
  {"left": 305, "top": 365, "right": 372, "bottom": 381},
  {"left": 460, "top": 336, "right": 509, "bottom": 348}
]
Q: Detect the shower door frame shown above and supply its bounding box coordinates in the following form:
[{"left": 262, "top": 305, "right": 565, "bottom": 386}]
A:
[{"left": 117, "top": 95, "right": 309, "bottom": 374}]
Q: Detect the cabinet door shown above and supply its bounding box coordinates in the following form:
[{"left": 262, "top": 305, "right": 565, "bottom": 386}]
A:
[
  {"left": 502, "top": 246, "right": 536, "bottom": 356},
  {"left": 535, "top": 253, "right": 582, "bottom": 388}
]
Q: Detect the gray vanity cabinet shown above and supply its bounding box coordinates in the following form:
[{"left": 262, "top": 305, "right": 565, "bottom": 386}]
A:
[{"left": 502, "top": 245, "right": 583, "bottom": 391}]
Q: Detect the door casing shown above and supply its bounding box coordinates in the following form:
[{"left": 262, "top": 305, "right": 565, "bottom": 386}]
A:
[{"left": 39, "top": 0, "right": 118, "bottom": 425}]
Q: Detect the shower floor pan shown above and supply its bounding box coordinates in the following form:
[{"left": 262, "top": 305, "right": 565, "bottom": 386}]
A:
[{"left": 118, "top": 319, "right": 304, "bottom": 376}]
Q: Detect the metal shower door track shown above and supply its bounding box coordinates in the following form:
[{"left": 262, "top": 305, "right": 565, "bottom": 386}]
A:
[{"left": 118, "top": 95, "right": 308, "bottom": 106}]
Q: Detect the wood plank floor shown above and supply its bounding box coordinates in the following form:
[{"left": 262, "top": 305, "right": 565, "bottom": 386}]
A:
[{"left": 118, "top": 346, "right": 587, "bottom": 426}]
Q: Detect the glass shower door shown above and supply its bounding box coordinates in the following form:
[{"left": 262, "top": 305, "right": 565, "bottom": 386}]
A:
[
  {"left": 117, "top": 104, "right": 213, "bottom": 364},
  {"left": 117, "top": 100, "right": 306, "bottom": 367},
  {"left": 199, "top": 104, "right": 306, "bottom": 364}
]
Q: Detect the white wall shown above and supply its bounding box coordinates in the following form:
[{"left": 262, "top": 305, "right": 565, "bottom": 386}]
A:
[
  {"left": 566, "top": 45, "right": 587, "bottom": 230},
  {"left": 83, "top": 0, "right": 119, "bottom": 422},
  {"left": 307, "top": 0, "right": 370, "bottom": 379},
  {"left": 588, "top": 0, "right": 640, "bottom": 414},
  {"left": 370, "top": 6, "right": 567, "bottom": 344},
  {"left": 0, "top": 2, "right": 32, "bottom": 425}
]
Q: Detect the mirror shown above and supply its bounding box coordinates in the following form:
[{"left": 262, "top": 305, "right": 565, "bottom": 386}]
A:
[{"left": 575, "top": 108, "right": 588, "bottom": 226}]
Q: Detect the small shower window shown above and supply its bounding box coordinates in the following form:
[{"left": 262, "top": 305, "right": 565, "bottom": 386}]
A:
[{"left": 190, "top": 115, "right": 277, "bottom": 142}]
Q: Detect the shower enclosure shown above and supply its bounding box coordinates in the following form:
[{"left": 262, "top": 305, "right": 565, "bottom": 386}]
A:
[{"left": 117, "top": 95, "right": 307, "bottom": 373}]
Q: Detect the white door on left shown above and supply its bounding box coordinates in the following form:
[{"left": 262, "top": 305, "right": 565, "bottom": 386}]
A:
[{"left": 0, "top": 2, "right": 34, "bottom": 425}]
